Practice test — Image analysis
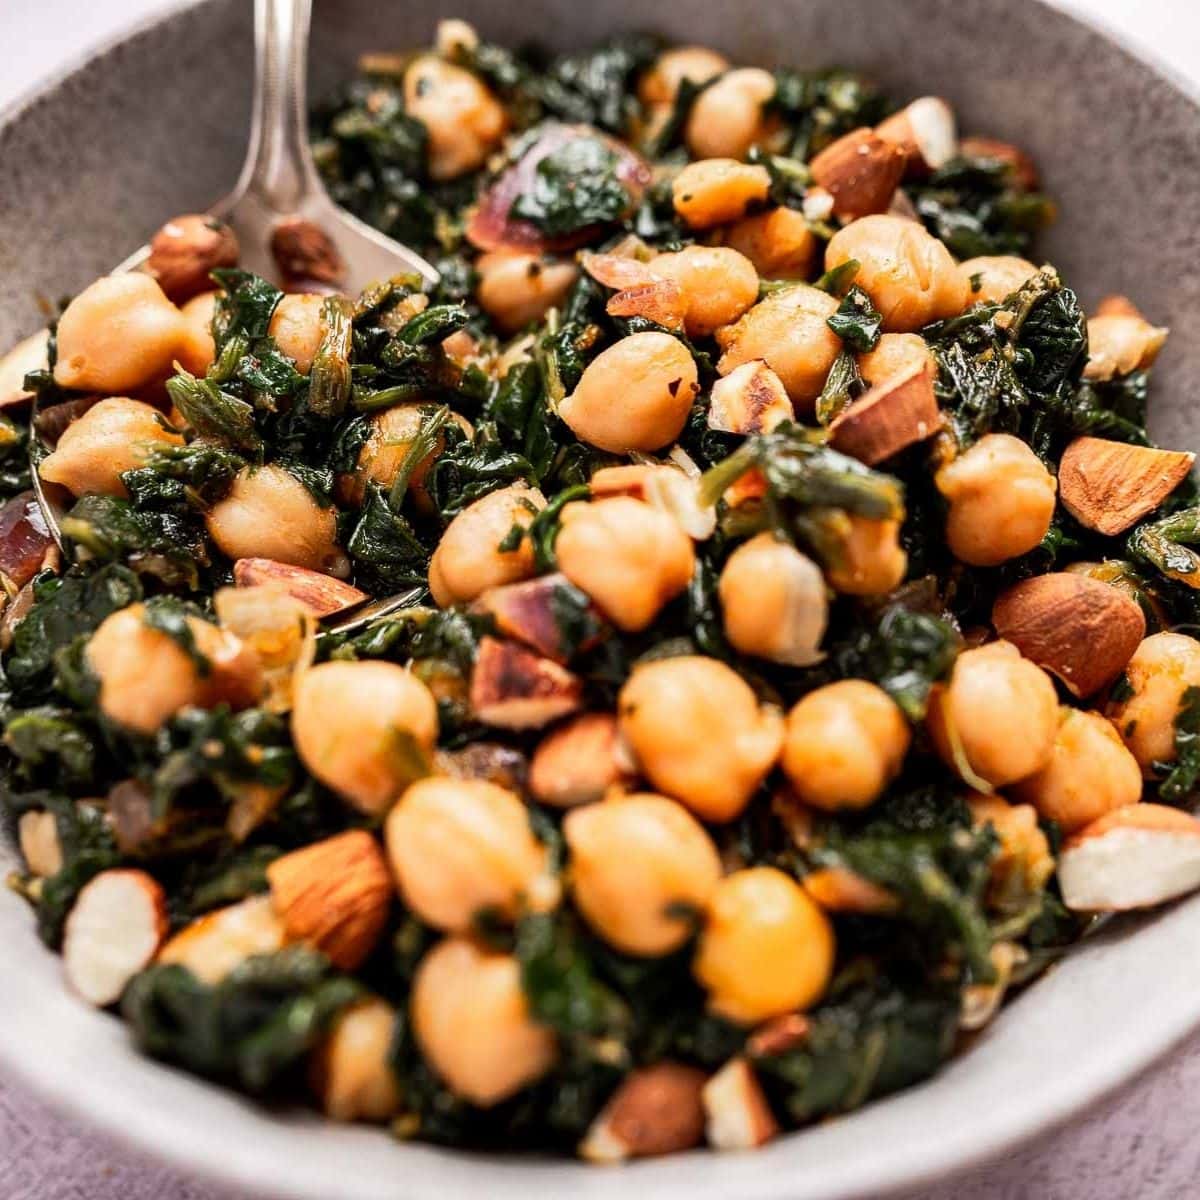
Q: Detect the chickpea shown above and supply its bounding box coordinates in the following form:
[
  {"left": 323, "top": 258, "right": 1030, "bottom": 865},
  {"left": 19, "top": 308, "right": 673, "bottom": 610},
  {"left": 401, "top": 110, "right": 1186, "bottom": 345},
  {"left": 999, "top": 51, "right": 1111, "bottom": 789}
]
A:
[
  {"left": 86, "top": 603, "right": 261, "bottom": 734},
  {"left": 404, "top": 55, "right": 507, "bottom": 181},
  {"left": 158, "top": 895, "right": 285, "bottom": 985},
  {"left": 427, "top": 483, "right": 546, "bottom": 607},
  {"left": 530, "top": 712, "right": 625, "bottom": 808},
  {"left": 476, "top": 252, "right": 579, "bottom": 335},
  {"left": 672, "top": 159, "right": 772, "bottom": 230},
  {"left": 312, "top": 997, "right": 401, "bottom": 1123},
  {"left": 558, "top": 332, "right": 698, "bottom": 454},
  {"left": 651, "top": 246, "right": 759, "bottom": 337},
  {"left": 205, "top": 465, "right": 344, "bottom": 573},
  {"left": 781, "top": 681, "right": 910, "bottom": 811},
  {"left": 411, "top": 936, "right": 556, "bottom": 1106},
  {"left": 1107, "top": 632, "right": 1200, "bottom": 771},
  {"left": 855, "top": 332, "right": 934, "bottom": 387},
  {"left": 385, "top": 777, "right": 554, "bottom": 932},
  {"left": 147, "top": 214, "right": 239, "bottom": 303},
  {"left": 958, "top": 255, "right": 1037, "bottom": 305},
  {"left": 718, "top": 533, "right": 827, "bottom": 666},
  {"left": 684, "top": 68, "right": 777, "bottom": 160},
  {"left": 825, "top": 215, "right": 968, "bottom": 331},
  {"left": 564, "top": 793, "right": 722, "bottom": 956},
  {"left": 175, "top": 290, "right": 220, "bottom": 377},
  {"left": 291, "top": 660, "right": 439, "bottom": 814},
  {"left": 38, "top": 396, "right": 183, "bottom": 498},
  {"left": 556, "top": 497, "right": 695, "bottom": 632},
  {"left": 1012, "top": 708, "right": 1141, "bottom": 833},
  {"left": 693, "top": 867, "right": 835, "bottom": 1024},
  {"left": 638, "top": 46, "right": 729, "bottom": 107},
  {"left": 927, "top": 640, "right": 1058, "bottom": 788},
  {"left": 824, "top": 515, "right": 907, "bottom": 596},
  {"left": 967, "top": 795, "right": 1055, "bottom": 906},
  {"left": 1084, "top": 308, "right": 1169, "bottom": 381},
  {"left": 723, "top": 206, "right": 817, "bottom": 280},
  {"left": 268, "top": 294, "right": 326, "bottom": 374},
  {"left": 618, "top": 656, "right": 784, "bottom": 822},
  {"left": 934, "top": 433, "right": 1057, "bottom": 567},
  {"left": 54, "top": 273, "right": 187, "bottom": 394}
]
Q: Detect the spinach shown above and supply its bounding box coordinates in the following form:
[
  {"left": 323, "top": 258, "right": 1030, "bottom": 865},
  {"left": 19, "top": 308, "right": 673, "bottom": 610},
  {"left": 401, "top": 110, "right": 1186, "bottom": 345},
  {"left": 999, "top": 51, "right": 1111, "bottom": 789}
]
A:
[
  {"left": 533, "top": 35, "right": 659, "bottom": 133},
  {"left": 772, "top": 68, "right": 887, "bottom": 160},
  {"left": 511, "top": 136, "right": 630, "bottom": 237},
  {"left": 827, "top": 286, "right": 882, "bottom": 353},
  {"left": 308, "top": 297, "right": 355, "bottom": 417},
  {"left": 346, "top": 483, "right": 430, "bottom": 592},
  {"left": 1157, "top": 685, "right": 1200, "bottom": 803},
  {"left": 121, "top": 444, "right": 245, "bottom": 510},
  {"left": 165, "top": 368, "right": 263, "bottom": 454},
  {"left": 815, "top": 350, "right": 864, "bottom": 427},
  {"left": 422, "top": 426, "right": 535, "bottom": 521},
  {"left": 4, "top": 708, "right": 96, "bottom": 788},
  {"left": 211, "top": 269, "right": 283, "bottom": 347},
  {"left": 1128, "top": 507, "right": 1200, "bottom": 588}
]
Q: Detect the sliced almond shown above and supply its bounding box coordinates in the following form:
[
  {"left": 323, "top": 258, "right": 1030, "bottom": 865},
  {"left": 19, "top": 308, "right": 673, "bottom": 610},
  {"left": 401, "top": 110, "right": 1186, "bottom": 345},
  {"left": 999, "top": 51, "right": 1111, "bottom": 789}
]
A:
[
  {"left": 579, "top": 1063, "right": 707, "bottom": 1163},
  {"left": 0, "top": 329, "right": 49, "bottom": 409},
  {"left": 158, "top": 894, "right": 286, "bottom": 985},
  {"left": 473, "top": 572, "right": 599, "bottom": 664},
  {"left": 708, "top": 360, "right": 793, "bottom": 436},
  {"left": 875, "top": 97, "right": 957, "bottom": 173},
  {"left": 589, "top": 462, "right": 716, "bottom": 540},
  {"left": 828, "top": 361, "right": 940, "bottom": 465},
  {"left": 18, "top": 810, "right": 63, "bottom": 878},
  {"left": 469, "top": 635, "right": 583, "bottom": 729},
  {"left": 808, "top": 128, "right": 907, "bottom": 221},
  {"left": 747, "top": 1013, "right": 809, "bottom": 1058},
  {"left": 958, "top": 136, "right": 1039, "bottom": 191},
  {"left": 991, "top": 572, "right": 1145, "bottom": 697},
  {"left": 702, "top": 1057, "right": 779, "bottom": 1151},
  {"left": 1058, "top": 803, "right": 1200, "bottom": 911},
  {"left": 233, "top": 558, "right": 367, "bottom": 618},
  {"left": 266, "top": 830, "right": 392, "bottom": 971},
  {"left": 529, "top": 712, "right": 626, "bottom": 807},
  {"left": 63, "top": 869, "right": 167, "bottom": 1006},
  {"left": 1058, "top": 437, "right": 1193, "bottom": 535}
]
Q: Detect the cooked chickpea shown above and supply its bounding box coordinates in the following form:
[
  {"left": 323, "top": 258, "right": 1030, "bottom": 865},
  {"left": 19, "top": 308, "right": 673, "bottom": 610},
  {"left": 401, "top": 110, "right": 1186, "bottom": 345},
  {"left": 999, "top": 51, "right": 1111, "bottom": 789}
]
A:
[
  {"left": 54, "top": 273, "right": 187, "bottom": 394},
  {"left": 427, "top": 483, "right": 546, "bottom": 607},
  {"left": 723, "top": 206, "right": 818, "bottom": 279},
  {"left": 855, "top": 332, "right": 934, "bottom": 387},
  {"left": 411, "top": 936, "right": 556, "bottom": 1106},
  {"left": 694, "top": 867, "right": 835, "bottom": 1024},
  {"left": 927, "top": 640, "right": 1058, "bottom": 788},
  {"left": 684, "top": 67, "right": 776, "bottom": 160},
  {"left": 651, "top": 246, "right": 760, "bottom": 337},
  {"left": 385, "top": 776, "right": 553, "bottom": 931},
  {"left": 558, "top": 332, "right": 698, "bottom": 453},
  {"left": 825, "top": 215, "right": 968, "bottom": 331},
  {"left": 715, "top": 285, "right": 841, "bottom": 407},
  {"left": 530, "top": 712, "right": 625, "bottom": 807},
  {"left": 476, "top": 252, "right": 579, "bottom": 335},
  {"left": 175, "top": 290, "right": 219, "bottom": 377},
  {"left": 781, "top": 681, "right": 911, "bottom": 811},
  {"left": 205, "top": 465, "right": 344, "bottom": 573},
  {"left": 718, "top": 533, "right": 827, "bottom": 666},
  {"left": 291, "top": 660, "right": 439, "bottom": 814},
  {"left": 638, "top": 46, "right": 729, "bottom": 107},
  {"left": 312, "top": 997, "right": 401, "bottom": 1123},
  {"left": 556, "top": 497, "right": 695, "bottom": 632},
  {"left": 268, "top": 294, "right": 326, "bottom": 374},
  {"left": 824, "top": 515, "right": 907, "bottom": 596},
  {"left": 672, "top": 159, "right": 772, "bottom": 230},
  {"left": 1084, "top": 307, "right": 1169, "bottom": 381},
  {"left": 618, "top": 656, "right": 784, "bottom": 822},
  {"left": 934, "top": 433, "right": 1057, "bottom": 567},
  {"left": 967, "top": 795, "right": 1054, "bottom": 908},
  {"left": 564, "top": 793, "right": 722, "bottom": 956},
  {"left": 38, "top": 396, "right": 183, "bottom": 498},
  {"left": 404, "top": 55, "right": 507, "bottom": 180},
  {"left": 958, "top": 255, "right": 1037, "bottom": 305},
  {"left": 1012, "top": 708, "right": 1141, "bottom": 833},
  {"left": 1106, "top": 632, "right": 1200, "bottom": 771}
]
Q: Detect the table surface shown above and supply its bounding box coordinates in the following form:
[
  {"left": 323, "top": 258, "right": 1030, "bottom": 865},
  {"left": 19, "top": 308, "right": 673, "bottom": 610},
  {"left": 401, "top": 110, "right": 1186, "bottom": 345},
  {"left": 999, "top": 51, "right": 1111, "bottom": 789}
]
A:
[{"left": 2, "top": 2, "right": 1199, "bottom": 1197}]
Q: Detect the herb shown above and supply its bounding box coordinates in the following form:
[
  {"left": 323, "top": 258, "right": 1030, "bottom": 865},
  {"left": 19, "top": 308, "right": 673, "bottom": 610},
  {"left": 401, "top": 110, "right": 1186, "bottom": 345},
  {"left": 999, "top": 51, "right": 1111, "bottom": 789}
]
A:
[
  {"left": 211, "top": 269, "right": 283, "bottom": 347},
  {"left": 4, "top": 708, "right": 96, "bottom": 788},
  {"left": 815, "top": 350, "right": 864, "bottom": 426},
  {"left": 1129, "top": 507, "right": 1200, "bottom": 587},
  {"left": 511, "top": 136, "right": 630, "bottom": 236},
  {"left": 308, "top": 297, "right": 354, "bottom": 417},
  {"left": 827, "top": 285, "right": 882, "bottom": 352},
  {"left": 1158, "top": 685, "right": 1200, "bottom": 803},
  {"left": 346, "top": 483, "right": 430, "bottom": 592},
  {"left": 165, "top": 368, "right": 263, "bottom": 454},
  {"left": 122, "top": 444, "right": 245, "bottom": 510}
]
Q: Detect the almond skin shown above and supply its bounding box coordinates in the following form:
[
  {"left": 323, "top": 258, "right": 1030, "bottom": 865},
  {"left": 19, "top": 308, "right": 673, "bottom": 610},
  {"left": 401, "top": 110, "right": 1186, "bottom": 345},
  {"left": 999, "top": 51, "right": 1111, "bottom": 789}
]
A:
[
  {"left": 469, "top": 635, "right": 583, "bottom": 729},
  {"left": 991, "top": 572, "right": 1146, "bottom": 697},
  {"left": 473, "top": 572, "right": 600, "bottom": 664},
  {"left": 1058, "top": 437, "right": 1194, "bottom": 536},
  {"left": 233, "top": 558, "right": 368, "bottom": 617},
  {"left": 828, "top": 361, "right": 940, "bottom": 465},
  {"left": 703, "top": 1057, "right": 779, "bottom": 1151},
  {"left": 809, "top": 128, "right": 907, "bottom": 220},
  {"left": 579, "top": 1063, "right": 707, "bottom": 1162}
]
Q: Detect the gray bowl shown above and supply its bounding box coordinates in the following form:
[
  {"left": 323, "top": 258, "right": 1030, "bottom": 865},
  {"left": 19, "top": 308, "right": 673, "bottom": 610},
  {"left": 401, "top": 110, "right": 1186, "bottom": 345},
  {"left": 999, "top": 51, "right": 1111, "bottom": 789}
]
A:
[{"left": 2, "top": 2, "right": 1200, "bottom": 1198}]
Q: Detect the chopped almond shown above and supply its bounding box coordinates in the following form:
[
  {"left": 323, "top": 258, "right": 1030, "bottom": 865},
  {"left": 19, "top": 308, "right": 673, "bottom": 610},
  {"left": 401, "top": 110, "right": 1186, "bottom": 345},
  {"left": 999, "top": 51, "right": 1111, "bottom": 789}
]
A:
[
  {"left": 808, "top": 128, "right": 906, "bottom": 221},
  {"left": 827, "top": 361, "right": 940, "bottom": 465},
  {"left": 579, "top": 1063, "right": 707, "bottom": 1163},
  {"left": 580, "top": 250, "right": 687, "bottom": 329},
  {"left": 158, "top": 894, "right": 286, "bottom": 985},
  {"left": 747, "top": 1013, "right": 809, "bottom": 1058},
  {"left": 470, "top": 635, "right": 583, "bottom": 729},
  {"left": 1095, "top": 294, "right": 1142, "bottom": 319},
  {"left": 17, "top": 810, "right": 63, "bottom": 878},
  {"left": 529, "top": 712, "right": 626, "bottom": 807},
  {"left": 875, "top": 97, "right": 957, "bottom": 173},
  {"left": 233, "top": 558, "right": 367, "bottom": 618},
  {"left": 1058, "top": 437, "right": 1193, "bottom": 535},
  {"left": 703, "top": 1058, "right": 779, "bottom": 1151},
  {"left": 958, "top": 136, "right": 1039, "bottom": 191},
  {"left": 474, "top": 572, "right": 599, "bottom": 664},
  {"left": 0, "top": 329, "right": 49, "bottom": 409},
  {"left": 708, "top": 360, "right": 793, "bottom": 436}
]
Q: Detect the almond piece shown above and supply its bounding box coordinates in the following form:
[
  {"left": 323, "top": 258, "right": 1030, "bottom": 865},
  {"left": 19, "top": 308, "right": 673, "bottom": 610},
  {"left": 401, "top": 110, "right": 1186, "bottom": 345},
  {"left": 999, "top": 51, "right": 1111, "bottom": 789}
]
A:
[
  {"left": 470, "top": 635, "right": 583, "bottom": 729},
  {"left": 581, "top": 251, "right": 688, "bottom": 329},
  {"left": 958, "top": 136, "right": 1039, "bottom": 191},
  {"left": 746, "top": 1013, "right": 809, "bottom": 1058},
  {"left": 233, "top": 558, "right": 368, "bottom": 618},
  {"left": 589, "top": 462, "right": 716, "bottom": 540},
  {"left": 875, "top": 97, "right": 957, "bottom": 173},
  {"left": 63, "top": 869, "right": 167, "bottom": 1006},
  {"left": 703, "top": 1058, "right": 779, "bottom": 1151},
  {"left": 0, "top": 329, "right": 49, "bottom": 410},
  {"left": 158, "top": 894, "right": 287, "bottom": 985},
  {"left": 529, "top": 712, "right": 626, "bottom": 807},
  {"left": 991, "top": 572, "right": 1146, "bottom": 697},
  {"left": 708, "top": 360, "right": 793, "bottom": 436},
  {"left": 579, "top": 1063, "right": 707, "bottom": 1163},
  {"left": 266, "top": 830, "right": 392, "bottom": 971},
  {"left": 473, "top": 572, "right": 599, "bottom": 664},
  {"left": 18, "top": 810, "right": 63, "bottom": 878},
  {"left": 827, "top": 361, "right": 940, "bottom": 465},
  {"left": 808, "top": 128, "right": 907, "bottom": 221},
  {"left": 1058, "top": 804, "right": 1200, "bottom": 911},
  {"left": 1058, "top": 437, "right": 1194, "bottom": 535}
]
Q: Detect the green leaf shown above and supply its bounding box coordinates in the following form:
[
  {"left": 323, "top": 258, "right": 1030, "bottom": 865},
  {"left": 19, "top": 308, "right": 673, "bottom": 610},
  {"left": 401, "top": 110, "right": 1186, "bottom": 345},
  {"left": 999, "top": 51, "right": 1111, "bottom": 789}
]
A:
[
  {"left": 510, "top": 136, "right": 631, "bottom": 237},
  {"left": 827, "top": 285, "right": 882, "bottom": 352},
  {"left": 165, "top": 367, "right": 262, "bottom": 454}
]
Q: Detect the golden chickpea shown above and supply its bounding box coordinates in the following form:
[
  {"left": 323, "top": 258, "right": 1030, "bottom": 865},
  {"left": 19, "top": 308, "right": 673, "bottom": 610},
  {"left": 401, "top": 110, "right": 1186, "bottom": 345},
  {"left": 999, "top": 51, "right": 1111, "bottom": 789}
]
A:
[
  {"left": 638, "top": 46, "right": 729, "bottom": 107},
  {"left": 1107, "top": 632, "right": 1200, "bottom": 771},
  {"left": 618, "top": 656, "right": 784, "bottom": 822},
  {"left": 715, "top": 285, "right": 841, "bottom": 407},
  {"left": 476, "top": 252, "right": 579, "bottom": 335},
  {"left": 781, "top": 681, "right": 910, "bottom": 811},
  {"left": 529, "top": 712, "right": 625, "bottom": 808},
  {"left": 1012, "top": 708, "right": 1141, "bottom": 833},
  {"left": 694, "top": 867, "right": 835, "bottom": 1024},
  {"left": 564, "top": 793, "right": 722, "bottom": 956},
  {"left": 312, "top": 997, "right": 401, "bottom": 1123},
  {"left": 268, "top": 294, "right": 326, "bottom": 375},
  {"left": 39, "top": 396, "right": 183, "bottom": 498},
  {"left": 958, "top": 255, "right": 1037, "bottom": 305},
  {"left": 718, "top": 532, "right": 827, "bottom": 666},
  {"left": 411, "top": 936, "right": 556, "bottom": 1106},
  {"left": 427, "top": 483, "right": 546, "bottom": 607},
  {"left": 967, "top": 795, "right": 1054, "bottom": 907},
  {"left": 404, "top": 55, "right": 507, "bottom": 181},
  {"left": 855, "top": 332, "right": 934, "bottom": 387},
  {"left": 558, "top": 332, "right": 698, "bottom": 454},
  {"left": 1084, "top": 301, "right": 1168, "bottom": 381},
  {"left": 672, "top": 159, "right": 772, "bottom": 230},
  {"left": 54, "top": 273, "right": 187, "bottom": 394},
  {"left": 824, "top": 515, "right": 907, "bottom": 596},
  {"left": 556, "top": 497, "right": 695, "bottom": 632},
  {"left": 684, "top": 68, "right": 777, "bottom": 160},
  {"left": 825, "top": 215, "right": 968, "bottom": 331},
  {"left": 934, "top": 434, "right": 1057, "bottom": 567},
  {"left": 205, "top": 465, "right": 344, "bottom": 573},
  {"left": 927, "top": 641, "right": 1058, "bottom": 788},
  {"left": 385, "top": 777, "right": 553, "bottom": 932},
  {"left": 175, "top": 290, "right": 219, "bottom": 377},
  {"left": 652, "top": 246, "right": 760, "bottom": 338},
  {"left": 723, "top": 206, "right": 818, "bottom": 280},
  {"left": 158, "top": 895, "right": 285, "bottom": 985},
  {"left": 291, "top": 660, "right": 439, "bottom": 814}
]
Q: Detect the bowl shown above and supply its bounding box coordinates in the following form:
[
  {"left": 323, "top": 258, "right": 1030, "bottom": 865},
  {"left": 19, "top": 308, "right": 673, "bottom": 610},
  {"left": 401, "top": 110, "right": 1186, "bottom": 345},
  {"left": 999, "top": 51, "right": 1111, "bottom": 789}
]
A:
[{"left": 3, "top": 1, "right": 1200, "bottom": 1197}]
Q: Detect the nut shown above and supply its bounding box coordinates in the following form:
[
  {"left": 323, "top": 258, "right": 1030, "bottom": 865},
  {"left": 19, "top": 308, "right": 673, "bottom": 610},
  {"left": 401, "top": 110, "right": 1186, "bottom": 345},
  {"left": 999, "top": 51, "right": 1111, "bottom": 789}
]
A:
[
  {"left": 1058, "top": 437, "right": 1193, "bottom": 535},
  {"left": 17, "top": 810, "right": 63, "bottom": 878},
  {"left": 147, "top": 214, "right": 239, "bottom": 302},
  {"left": 529, "top": 712, "right": 626, "bottom": 807},
  {"left": 746, "top": 1013, "right": 809, "bottom": 1058},
  {"left": 581, "top": 254, "right": 688, "bottom": 330},
  {"left": 707, "top": 360, "right": 793, "bottom": 436},
  {"left": 808, "top": 128, "right": 907, "bottom": 220},
  {"left": 875, "top": 97, "right": 957, "bottom": 173},
  {"left": 578, "top": 1063, "right": 707, "bottom": 1163},
  {"left": 827, "top": 360, "right": 940, "bottom": 465},
  {"left": 588, "top": 462, "right": 717, "bottom": 540},
  {"left": 473, "top": 572, "right": 600, "bottom": 664},
  {"left": 702, "top": 1058, "right": 779, "bottom": 1151},
  {"left": 1084, "top": 301, "right": 1169, "bottom": 382},
  {"left": 958, "top": 136, "right": 1039, "bottom": 191},
  {"left": 0, "top": 329, "right": 49, "bottom": 409},
  {"left": 270, "top": 216, "right": 346, "bottom": 286},
  {"left": 233, "top": 558, "right": 368, "bottom": 618},
  {"left": 469, "top": 635, "right": 583, "bottom": 729},
  {"left": 158, "top": 894, "right": 287, "bottom": 985}
]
